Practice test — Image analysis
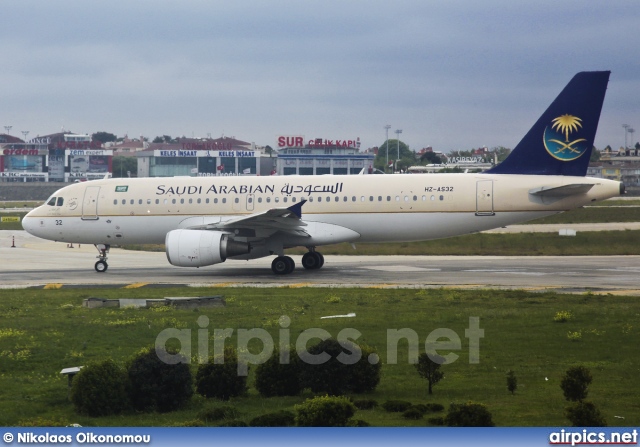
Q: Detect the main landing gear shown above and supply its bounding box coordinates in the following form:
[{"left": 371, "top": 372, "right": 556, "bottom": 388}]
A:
[
  {"left": 271, "top": 250, "right": 325, "bottom": 275},
  {"left": 94, "top": 244, "right": 110, "bottom": 273}
]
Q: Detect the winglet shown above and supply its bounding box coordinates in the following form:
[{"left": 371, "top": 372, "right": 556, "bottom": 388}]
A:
[{"left": 287, "top": 200, "right": 307, "bottom": 219}]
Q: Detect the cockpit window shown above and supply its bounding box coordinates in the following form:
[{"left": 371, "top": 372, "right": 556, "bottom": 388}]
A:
[
  {"left": 56, "top": 197, "right": 64, "bottom": 206},
  {"left": 47, "top": 197, "right": 57, "bottom": 206}
]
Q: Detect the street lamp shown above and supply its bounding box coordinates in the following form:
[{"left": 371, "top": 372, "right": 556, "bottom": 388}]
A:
[
  {"left": 384, "top": 125, "right": 391, "bottom": 172},
  {"left": 629, "top": 128, "right": 635, "bottom": 152},
  {"left": 623, "top": 124, "right": 629, "bottom": 149},
  {"left": 4, "top": 125, "right": 12, "bottom": 135},
  {"left": 395, "top": 129, "right": 402, "bottom": 171},
  {"left": 22, "top": 131, "right": 29, "bottom": 142}
]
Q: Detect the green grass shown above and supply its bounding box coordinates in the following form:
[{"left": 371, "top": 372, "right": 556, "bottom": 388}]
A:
[
  {"left": 0, "top": 287, "right": 638, "bottom": 427},
  {"left": 525, "top": 206, "right": 640, "bottom": 224},
  {"left": 0, "top": 201, "right": 40, "bottom": 209}
]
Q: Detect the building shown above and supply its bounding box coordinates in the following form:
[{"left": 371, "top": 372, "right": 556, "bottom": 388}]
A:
[
  {"left": 0, "top": 132, "right": 112, "bottom": 182},
  {"left": 136, "top": 137, "right": 275, "bottom": 178},
  {"left": 275, "top": 135, "right": 374, "bottom": 175}
]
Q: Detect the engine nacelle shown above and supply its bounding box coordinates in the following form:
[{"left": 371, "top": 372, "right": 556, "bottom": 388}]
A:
[{"left": 165, "top": 229, "right": 250, "bottom": 267}]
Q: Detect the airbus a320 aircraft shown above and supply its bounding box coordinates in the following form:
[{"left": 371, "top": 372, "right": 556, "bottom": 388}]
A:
[{"left": 22, "top": 71, "right": 623, "bottom": 275}]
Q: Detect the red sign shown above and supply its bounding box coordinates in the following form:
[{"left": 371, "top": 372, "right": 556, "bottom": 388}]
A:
[{"left": 3, "top": 148, "right": 40, "bottom": 156}]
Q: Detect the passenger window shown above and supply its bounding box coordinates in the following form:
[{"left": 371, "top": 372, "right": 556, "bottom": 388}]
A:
[
  {"left": 113, "top": 199, "right": 117, "bottom": 205},
  {"left": 222, "top": 198, "right": 227, "bottom": 204},
  {"left": 275, "top": 197, "right": 280, "bottom": 203},
  {"left": 395, "top": 196, "right": 400, "bottom": 201},
  {"left": 413, "top": 195, "right": 417, "bottom": 201},
  {"left": 197, "top": 198, "right": 201, "bottom": 204},
  {"left": 431, "top": 195, "right": 435, "bottom": 201},
  {"left": 369, "top": 196, "right": 374, "bottom": 202},
  {"left": 291, "top": 197, "right": 296, "bottom": 203},
  {"left": 308, "top": 197, "right": 313, "bottom": 202},
  {"left": 318, "top": 197, "right": 322, "bottom": 202},
  {"left": 360, "top": 196, "right": 365, "bottom": 202},
  {"left": 139, "top": 199, "right": 143, "bottom": 205},
  {"left": 130, "top": 199, "right": 134, "bottom": 205},
  {"left": 343, "top": 196, "right": 347, "bottom": 202},
  {"left": 155, "top": 199, "right": 159, "bottom": 204},
  {"left": 172, "top": 199, "right": 176, "bottom": 204},
  {"left": 440, "top": 195, "right": 444, "bottom": 201},
  {"left": 352, "top": 196, "right": 356, "bottom": 202},
  {"left": 122, "top": 199, "right": 126, "bottom": 205},
  {"left": 258, "top": 197, "right": 262, "bottom": 203},
  {"left": 57, "top": 197, "right": 64, "bottom": 206},
  {"left": 387, "top": 196, "right": 391, "bottom": 201},
  {"left": 334, "top": 197, "right": 339, "bottom": 202},
  {"left": 422, "top": 195, "right": 426, "bottom": 201},
  {"left": 214, "top": 198, "right": 218, "bottom": 204},
  {"left": 47, "top": 197, "right": 56, "bottom": 206},
  {"left": 180, "top": 198, "right": 184, "bottom": 204},
  {"left": 283, "top": 197, "right": 288, "bottom": 203},
  {"left": 147, "top": 199, "right": 151, "bottom": 205},
  {"left": 404, "top": 196, "right": 409, "bottom": 202},
  {"left": 206, "top": 198, "right": 209, "bottom": 204},
  {"left": 235, "top": 198, "right": 240, "bottom": 203},
  {"left": 378, "top": 196, "right": 382, "bottom": 201},
  {"left": 266, "top": 197, "right": 271, "bottom": 203},
  {"left": 189, "top": 198, "right": 193, "bottom": 204},
  {"left": 164, "top": 199, "right": 168, "bottom": 204}
]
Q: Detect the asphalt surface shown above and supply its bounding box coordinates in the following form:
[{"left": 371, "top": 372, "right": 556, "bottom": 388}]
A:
[{"left": 2, "top": 230, "right": 640, "bottom": 295}]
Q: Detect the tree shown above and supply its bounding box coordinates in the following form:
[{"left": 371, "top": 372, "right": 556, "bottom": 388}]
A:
[
  {"left": 92, "top": 131, "right": 117, "bottom": 144},
  {"left": 506, "top": 370, "right": 517, "bottom": 395},
  {"left": 112, "top": 156, "right": 137, "bottom": 178},
  {"left": 420, "top": 151, "right": 442, "bottom": 164},
  {"left": 590, "top": 147, "right": 601, "bottom": 162},
  {"left": 254, "top": 347, "right": 303, "bottom": 397},
  {"left": 560, "top": 366, "right": 592, "bottom": 402},
  {"left": 153, "top": 135, "right": 174, "bottom": 143},
  {"left": 374, "top": 140, "right": 414, "bottom": 171},
  {"left": 565, "top": 401, "right": 607, "bottom": 427},
  {"left": 415, "top": 352, "right": 445, "bottom": 395}
]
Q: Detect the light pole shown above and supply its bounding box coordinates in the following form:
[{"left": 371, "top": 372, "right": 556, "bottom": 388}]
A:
[
  {"left": 629, "top": 128, "right": 635, "bottom": 153},
  {"left": 4, "top": 126, "right": 12, "bottom": 135},
  {"left": 623, "top": 124, "right": 629, "bottom": 149},
  {"left": 22, "top": 131, "right": 29, "bottom": 142},
  {"left": 384, "top": 125, "right": 391, "bottom": 172},
  {"left": 395, "top": 129, "right": 402, "bottom": 171}
]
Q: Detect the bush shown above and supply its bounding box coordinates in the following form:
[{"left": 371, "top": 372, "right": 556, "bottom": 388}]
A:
[
  {"left": 254, "top": 348, "right": 302, "bottom": 397},
  {"left": 423, "top": 403, "right": 445, "bottom": 413},
  {"left": 348, "top": 419, "right": 371, "bottom": 427},
  {"left": 218, "top": 420, "right": 248, "bottom": 427},
  {"left": 428, "top": 416, "right": 445, "bottom": 426},
  {"left": 560, "top": 366, "right": 592, "bottom": 402},
  {"left": 249, "top": 411, "right": 296, "bottom": 427},
  {"left": 127, "top": 347, "right": 193, "bottom": 413},
  {"left": 507, "top": 370, "right": 518, "bottom": 395},
  {"left": 196, "top": 347, "right": 247, "bottom": 401},
  {"left": 382, "top": 400, "right": 413, "bottom": 412},
  {"left": 402, "top": 407, "right": 424, "bottom": 420},
  {"left": 198, "top": 406, "right": 240, "bottom": 423},
  {"left": 70, "top": 359, "right": 130, "bottom": 417},
  {"left": 353, "top": 399, "right": 378, "bottom": 410},
  {"left": 565, "top": 401, "right": 607, "bottom": 427},
  {"left": 445, "top": 402, "right": 495, "bottom": 427},
  {"left": 299, "top": 338, "right": 381, "bottom": 395},
  {"left": 554, "top": 311, "right": 573, "bottom": 322},
  {"left": 295, "top": 395, "right": 356, "bottom": 427}
]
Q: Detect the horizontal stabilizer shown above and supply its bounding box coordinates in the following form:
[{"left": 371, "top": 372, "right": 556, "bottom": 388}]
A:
[{"left": 529, "top": 183, "right": 594, "bottom": 198}]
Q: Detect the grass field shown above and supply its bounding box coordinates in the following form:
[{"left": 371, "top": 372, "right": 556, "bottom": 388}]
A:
[{"left": 0, "top": 287, "right": 638, "bottom": 427}]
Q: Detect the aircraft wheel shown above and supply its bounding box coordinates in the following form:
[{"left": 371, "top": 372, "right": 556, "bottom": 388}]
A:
[
  {"left": 95, "top": 260, "right": 108, "bottom": 273},
  {"left": 272, "top": 256, "right": 295, "bottom": 275},
  {"left": 302, "top": 252, "right": 324, "bottom": 270}
]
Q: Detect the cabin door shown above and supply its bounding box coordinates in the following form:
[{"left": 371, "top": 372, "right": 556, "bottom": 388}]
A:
[
  {"left": 81, "top": 186, "right": 100, "bottom": 220},
  {"left": 475, "top": 180, "right": 495, "bottom": 216},
  {"left": 246, "top": 194, "right": 255, "bottom": 211}
]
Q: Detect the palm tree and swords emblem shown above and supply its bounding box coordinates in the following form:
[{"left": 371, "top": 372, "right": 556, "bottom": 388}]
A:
[{"left": 543, "top": 114, "right": 589, "bottom": 161}]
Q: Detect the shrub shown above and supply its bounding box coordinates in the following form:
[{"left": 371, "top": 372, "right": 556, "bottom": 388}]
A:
[
  {"left": 218, "top": 420, "right": 248, "bottom": 427},
  {"left": 299, "top": 338, "right": 380, "bottom": 395},
  {"left": 254, "top": 348, "right": 302, "bottom": 397},
  {"left": 353, "top": 399, "right": 378, "bottom": 410},
  {"left": 423, "top": 403, "right": 445, "bottom": 413},
  {"left": 428, "top": 416, "right": 445, "bottom": 426},
  {"left": 249, "top": 411, "right": 296, "bottom": 427},
  {"left": 507, "top": 370, "right": 518, "bottom": 395},
  {"left": 196, "top": 347, "right": 247, "bottom": 401},
  {"left": 295, "top": 395, "right": 356, "bottom": 427},
  {"left": 127, "top": 347, "right": 193, "bottom": 413},
  {"left": 560, "top": 366, "right": 592, "bottom": 402},
  {"left": 445, "top": 402, "right": 495, "bottom": 427},
  {"left": 565, "top": 401, "right": 607, "bottom": 427},
  {"left": 18, "top": 416, "right": 71, "bottom": 427},
  {"left": 554, "top": 311, "right": 573, "bottom": 323},
  {"left": 567, "top": 331, "right": 582, "bottom": 341},
  {"left": 382, "top": 400, "right": 412, "bottom": 412},
  {"left": 348, "top": 419, "right": 371, "bottom": 427},
  {"left": 402, "top": 407, "right": 424, "bottom": 420},
  {"left": 70, "top": 359, "right": 130, "bottom": 417},
  {"left": 198, "top": 406, "right": 240, "bottom": 423}
]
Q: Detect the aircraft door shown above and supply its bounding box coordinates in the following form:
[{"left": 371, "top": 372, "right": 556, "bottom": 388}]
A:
[
  {"left": 475, "top": 180, "right": 494, "bottom": 216},
  {"left": 81, "top": 186, "right": 100, "bottom": 220},
  {"left": 246, "top": 194, "right": 255, "bottom": 211}
]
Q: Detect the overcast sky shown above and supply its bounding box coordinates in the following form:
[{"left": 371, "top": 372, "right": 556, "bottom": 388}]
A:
[{"left": 1, "top": 1, "right": 638, "bottom": 153}]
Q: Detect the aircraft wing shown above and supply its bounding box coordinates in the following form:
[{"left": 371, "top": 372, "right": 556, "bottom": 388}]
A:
[{"left": 186, "top": 200, "right": 309, "bottom": 238}]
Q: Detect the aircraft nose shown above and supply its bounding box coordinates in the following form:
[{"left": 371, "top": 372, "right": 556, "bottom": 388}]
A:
[{"left": 21, "top": 210, "right": 39, "bottom": 236}]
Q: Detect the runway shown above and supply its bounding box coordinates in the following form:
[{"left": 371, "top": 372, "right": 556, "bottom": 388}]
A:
[{"left": 1, "top": 230, "right": 640, "bottom": 295}]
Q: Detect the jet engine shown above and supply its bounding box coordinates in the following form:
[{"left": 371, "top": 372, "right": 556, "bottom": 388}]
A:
[{"left": 165, "top": 229, "right": 250, "bottom": 267}]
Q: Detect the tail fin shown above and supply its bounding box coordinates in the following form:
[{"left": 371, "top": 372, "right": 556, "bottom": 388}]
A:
[{"left": 486, "top": 71, "right": 610, "bottom": 176}]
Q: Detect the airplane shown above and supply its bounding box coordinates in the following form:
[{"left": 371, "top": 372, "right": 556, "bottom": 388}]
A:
[{"left": 22, "top": 71, "right": 623, "bottom": 275}]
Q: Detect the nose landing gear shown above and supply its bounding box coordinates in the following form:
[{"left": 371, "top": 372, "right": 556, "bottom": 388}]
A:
[{"left": 94, "top": 244, "right": 110, "bottom": 273}]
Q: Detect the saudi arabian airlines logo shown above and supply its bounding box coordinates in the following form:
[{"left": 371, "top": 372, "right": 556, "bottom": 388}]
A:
[{"left": 543, "top": 114, "right": 589, "bottom": 162}]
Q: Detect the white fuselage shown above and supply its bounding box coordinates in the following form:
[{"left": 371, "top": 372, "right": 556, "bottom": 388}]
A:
[{"left": 22, "top": 173, "right": 621, "bottom": 248}]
